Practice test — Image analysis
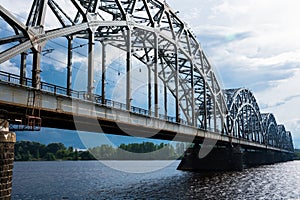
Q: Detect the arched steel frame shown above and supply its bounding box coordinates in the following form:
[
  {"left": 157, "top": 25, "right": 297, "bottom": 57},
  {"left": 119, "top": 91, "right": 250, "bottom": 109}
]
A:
[
  {"left": 224, "top": 88, "right": 264, "bottom": 144},
  {"left": 262, "top": 113, "right": 278, "bottom": 147},
  {"left": 0, "top": 0, "right": 294, "bottom": 150},
  {"left": 278, "top": 125, "right": 294, "bottom": 151},
  {"left": 0, "top": 0, "right": 228, "bottom": 132}
]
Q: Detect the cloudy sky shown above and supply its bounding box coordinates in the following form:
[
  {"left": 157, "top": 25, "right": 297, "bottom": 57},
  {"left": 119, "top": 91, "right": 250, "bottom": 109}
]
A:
[
  {"left": 0, "top": 0, "right": 299, "bottom": 148},
  {"left": 169, "top": 0, "right": 300, "bottom": 148}
]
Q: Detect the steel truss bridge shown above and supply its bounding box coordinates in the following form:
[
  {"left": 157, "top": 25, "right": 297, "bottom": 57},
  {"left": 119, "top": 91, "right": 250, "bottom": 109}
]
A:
[{"left": 0, "top": 0, "right": 294, "bottom": 153}]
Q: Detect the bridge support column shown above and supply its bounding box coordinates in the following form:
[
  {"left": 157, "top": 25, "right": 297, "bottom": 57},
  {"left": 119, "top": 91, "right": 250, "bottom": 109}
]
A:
[
  {"left": 0, "top": 120, "right": 16, "bottom": 199},
  {"left": 67, "top": 37, "right": 73, "bottom": 96},
  {"left": 177, "top": 144, "right": 243, "bottom": 171},
  {"left": 20, "top": 52, "right": 27, "bottom": 86},
  {"left": 244, "top": 149, "right": 294, "bottom": 167}
]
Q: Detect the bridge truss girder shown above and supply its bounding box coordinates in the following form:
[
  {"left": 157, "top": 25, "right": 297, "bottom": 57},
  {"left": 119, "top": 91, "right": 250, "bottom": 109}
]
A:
[
  {"left": 224, "top": 88, "right": 264, "bottom": 144},
  {"left": 0, "top": 0, "right": 294, "bottom": 151},
  {"left": 0, "top": 0, "right": 228, "bottom": 132},
  {"left": 224, "top": 88, "right": 294, "bottom": 151}
]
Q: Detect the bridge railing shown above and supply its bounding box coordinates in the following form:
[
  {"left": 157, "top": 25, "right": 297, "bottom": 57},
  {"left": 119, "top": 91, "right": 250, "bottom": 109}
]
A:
[
  {"left": 0, "top": 71, "right": 30, "bottom": 86},
  {"left": 0, "top": 70, "right": 184, "bottom": 126},
  {"left": 0, "top": 70, "right": 294, "bottom": 152}
]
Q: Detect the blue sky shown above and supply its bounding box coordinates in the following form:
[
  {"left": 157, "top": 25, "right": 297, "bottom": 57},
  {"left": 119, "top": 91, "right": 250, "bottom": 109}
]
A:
[
  {"left": 169, "top": 0, "right": 300, "bottom": 148},
  {"left": 0, "top": 0, "right": 299, "bottom": 148}
]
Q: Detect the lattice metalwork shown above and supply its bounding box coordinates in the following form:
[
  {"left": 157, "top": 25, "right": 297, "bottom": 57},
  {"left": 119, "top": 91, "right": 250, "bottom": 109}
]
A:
[
  {"left": 0, "top": 0, "right": 227, "bottom": 132},
  {"left": 262, "top": 113, "right": 278, "bottom": 147},
  {"left": 224, "top": 88, "right": 294, "bottom": 151},
  {"left": 224, "top": 88, "right": 264, "bottom": 143},
  {"left": 278, "top": 125, "right": 294, "bottom": 151},
  {"left": 0, "top": 0, "right": 293, "bottom": 151}
]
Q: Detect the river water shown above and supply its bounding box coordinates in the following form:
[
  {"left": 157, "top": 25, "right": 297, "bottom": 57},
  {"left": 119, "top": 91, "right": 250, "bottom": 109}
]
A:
[{"left": 12, "top": 160, "right": 300, "bottom": 199}]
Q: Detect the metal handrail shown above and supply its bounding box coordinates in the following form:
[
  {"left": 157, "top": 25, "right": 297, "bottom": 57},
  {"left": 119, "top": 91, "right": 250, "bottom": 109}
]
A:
[{"left": 0, "top": 70, "right": 180, "bottom": 124}]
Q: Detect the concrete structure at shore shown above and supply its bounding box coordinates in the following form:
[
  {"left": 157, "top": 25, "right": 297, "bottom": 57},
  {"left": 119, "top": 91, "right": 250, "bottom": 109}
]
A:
[{"left": 0, "top": 120, "right": 16, "bottom": 199}]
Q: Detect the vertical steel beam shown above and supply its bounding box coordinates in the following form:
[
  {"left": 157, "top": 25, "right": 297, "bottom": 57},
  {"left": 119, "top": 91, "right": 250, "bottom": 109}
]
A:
[
  {"left": 37, "top": 0, "right": 47, "bottom": 26},
  {"left": 211, "top": 77, "right": 217, "bottom": 132},
  {"left": 20, "top": 52, "right": 27, "bottom": 85},
  {"left": 87, "top": 30, "right": 95, "bottom": 100},
  {"left": 201, "top": 51, "right": 207, "bottom": 130},
  {"left": 148, "top": 66, "right": 152, "bottom": 116},
  {"left": 126, "top": 28, "right": 132, "bottom": 111},
  {"left": 101, "top": 42, "right": 106, "bottom": 104},
  {"left": 203, "top": 79, "right": 207, "bottom": 130},
  {"left": 67, "top": 37, "right": 73, "bottom": 96},
  {"left": 154, "top": 34, "right": 159, "bottom": 118},
  {"left": 26, "top": 0, "right": 47, "bottom": 27},
  {"left": 190, "top": 63, "right": 195, "bottom": 126},
  {"left": 32, "top": 50, "right": 41, "bottom": 89},
  {"left": 186, "top": 33, "right": 195, "bottom": 126},
  {"left": 175, "top": 47, "right": 180, "bottom": 123},
  {"left": 164, "top": 84, "right": 168, "bottom": 119}
]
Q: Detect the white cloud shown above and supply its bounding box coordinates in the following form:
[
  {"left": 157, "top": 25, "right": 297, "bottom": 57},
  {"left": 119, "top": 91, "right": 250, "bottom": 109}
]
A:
[
  {"left": 169, "top": 0, "right": 300, "bottom": 146},
  {"left": 0, "top": 0, "right": 78, "bottom": 29},
  {"left": 0, "top": 60, "right": 19, "bottom": 74},
  {"left": 1, "top": 0, "right": 300, "bottom": 146}
]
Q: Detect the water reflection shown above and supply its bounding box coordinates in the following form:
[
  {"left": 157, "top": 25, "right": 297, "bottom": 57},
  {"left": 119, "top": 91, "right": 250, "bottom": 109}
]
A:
[{"left": 12, "top": 161, "right": 300, "bottom": 199}]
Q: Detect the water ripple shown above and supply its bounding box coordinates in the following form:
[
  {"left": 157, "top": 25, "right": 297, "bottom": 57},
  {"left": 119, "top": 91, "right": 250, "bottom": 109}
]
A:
[{"left": 12, "top": 160, "right": 300, "bottom": 199}]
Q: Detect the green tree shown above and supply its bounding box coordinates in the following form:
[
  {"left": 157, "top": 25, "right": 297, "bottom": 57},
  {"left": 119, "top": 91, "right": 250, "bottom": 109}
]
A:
[
  {"left": 79, "top": 151, "right": 95, "bottom": 160},
  {"left": 45, "top": 152, "right": 56, "bottom": 161},
  {"left": 46, "top": 143, "right": 66, "bottom": 154},
  {"left": 73, "top": 149, "right": 79, "bottom": 160}
]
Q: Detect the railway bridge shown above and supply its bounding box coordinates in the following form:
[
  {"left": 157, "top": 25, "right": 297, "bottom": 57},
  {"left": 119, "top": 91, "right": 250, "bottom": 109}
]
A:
[{"left": 0, "top": 0, "right": 294, "bottom": 198}]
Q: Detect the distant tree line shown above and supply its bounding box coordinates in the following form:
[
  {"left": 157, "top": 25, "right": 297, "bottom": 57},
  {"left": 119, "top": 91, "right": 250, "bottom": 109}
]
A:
[
  {"left": 14, "top": 141, "right": 188, "bottom": 161},
  {"left": 89, "top": 142, "right": 187, "bottom": 160},
  {"left": 14, "top": 141, "right": 94, "bottom": 161},
  {"left": 294, "top": 149, "right": 300, "bottom": 160}
]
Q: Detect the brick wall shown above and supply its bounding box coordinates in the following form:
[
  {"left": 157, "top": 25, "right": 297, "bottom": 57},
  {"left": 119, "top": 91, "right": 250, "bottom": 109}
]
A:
[{"left": 0, "top": 132, "right": 16, "bottom": 200}]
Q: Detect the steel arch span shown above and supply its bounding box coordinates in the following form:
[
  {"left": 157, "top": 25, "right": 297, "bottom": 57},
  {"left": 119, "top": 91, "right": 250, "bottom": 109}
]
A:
[
  {"left": 224, "top": 88, "right": 264, "bottom": 143},
  {"left": 262, "top": 113, "right": 278, "bottom": 147},
  {"left": 0, "top": 0, "right": 293, "bottom": 151},
  {"left": 0, "top": 0, "right": 228, "bottom": 132},
  {"left": 278, "top": 125, "right": 294, "bottom": 152}
]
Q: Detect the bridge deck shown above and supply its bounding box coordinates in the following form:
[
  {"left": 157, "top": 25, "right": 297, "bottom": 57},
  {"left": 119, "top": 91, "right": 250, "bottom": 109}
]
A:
[{"left": 0, "top": 82, "right": 291, "bottom": 153}]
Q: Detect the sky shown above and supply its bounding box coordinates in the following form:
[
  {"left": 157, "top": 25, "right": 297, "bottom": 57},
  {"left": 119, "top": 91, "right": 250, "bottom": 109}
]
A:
[
  {"left": 168, "top": 0, "right": 300, "bottom": 148},
  {"left": 0, "top": 0, "right": 299, "bottom": 148}
]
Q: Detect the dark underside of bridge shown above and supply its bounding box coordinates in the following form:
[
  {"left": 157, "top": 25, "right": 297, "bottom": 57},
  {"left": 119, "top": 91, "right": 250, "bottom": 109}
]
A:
[
  {"left": 1, "top": 100, "right": 193, "bottom": 142},
  {"left": 1, "top": 101, "right": 294, "bottom": 171},
  {"left": 177, "top": 145, "right": 294, "bottom": 172}
]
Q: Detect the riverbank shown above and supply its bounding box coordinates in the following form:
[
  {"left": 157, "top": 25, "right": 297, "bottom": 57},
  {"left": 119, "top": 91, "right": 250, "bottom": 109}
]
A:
[
  {"left": 14, "top": 141, "right": 186, "bottom": 161},
  {"left": 294, "top": 149, "right": 300, "bottom": 160}
]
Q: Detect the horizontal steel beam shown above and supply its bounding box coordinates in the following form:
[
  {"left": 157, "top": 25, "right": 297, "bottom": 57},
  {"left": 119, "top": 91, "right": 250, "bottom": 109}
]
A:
[{"left": 0, "top": 83, "right": 292, "bottom": 153}]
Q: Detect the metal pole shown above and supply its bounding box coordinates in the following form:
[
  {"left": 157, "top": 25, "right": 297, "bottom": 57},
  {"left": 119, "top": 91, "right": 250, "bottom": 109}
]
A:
[
  {"left": 154, "top": 34, "right": 159, "bottom": 118},
  {"left": 175, "top": 47, "right": 180, "bottom": 123},
  {"left": 32, "top": 50, "right": 41, "bottom": 89},
  {"left": 126, "top": 28, "right": 132, "bottom": 111},
  {"left": 203, "top": 79, "right": 207, "bottom": 130},
  {"left": 213, "top": 82, "right": 217, "bottom": 132},
  {"left": 201, "top": 51, "right": 207, "bottom": 130},
  {"left": 148, "top": 66, "right": 152, "bottom": 116},
  {"left": 20, "top": 52, "right": 27, "bottom": 85},
  {"left": 164, "top": 84, "right": 167, "bottom": 119},
  {"left": 67, "top": 37, "right": 73, "bottom": 96},
  {"left": 191, "top": 62, "right": 195, "bottom": 126},
  {"left": 101, "top": 42, "right": 106, "bottom": 104},
  {"left": 87, "top": 30, "right": 95, "bottom": 100}
]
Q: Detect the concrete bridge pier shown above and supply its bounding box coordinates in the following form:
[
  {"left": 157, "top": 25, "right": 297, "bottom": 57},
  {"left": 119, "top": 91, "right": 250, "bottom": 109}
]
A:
[
  {"left": 177, "top": 144, "right": 243, "bottom": 171},
  {"left": 0, "top": 119, "right": 16, "bottom": 200},
  {"left": 243, "top": 149, "right": 294, "bottom": 167},
  {"left": 243, "top": 149, "right": 274, "bottom": 167}
]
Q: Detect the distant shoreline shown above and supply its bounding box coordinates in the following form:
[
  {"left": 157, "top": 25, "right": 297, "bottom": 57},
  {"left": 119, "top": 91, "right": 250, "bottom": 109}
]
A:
[{"left": 14, "top": 141, "right": 185, "bottom": 161}]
